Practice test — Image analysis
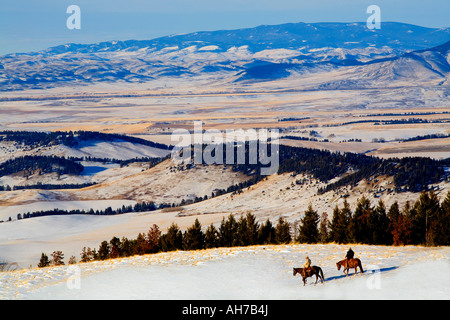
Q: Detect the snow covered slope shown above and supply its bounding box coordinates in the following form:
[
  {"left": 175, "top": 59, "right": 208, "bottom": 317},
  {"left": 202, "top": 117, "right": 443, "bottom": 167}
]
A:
[
  {"left": 1, "top": 244, "right": 448, "bottom": 300},
  {"left": 1, "top": 22, "right": 449, "bottom": 91}
]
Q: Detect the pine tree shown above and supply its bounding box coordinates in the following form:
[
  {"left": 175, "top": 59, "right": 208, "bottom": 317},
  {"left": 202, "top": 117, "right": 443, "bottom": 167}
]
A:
[
  {"left": 329, "top": 203, "right": 350, "bottom": 244},
  {"left": 80, "top": 247, "right": 94, "bottom": 263},
  {"left": 147, "top": 224, "right": 161, "bottom": 253},
  {"left": 98, "top": 240, "right": 110, "bottom": 260},
  {"left": 387, "top": 201, "right": 400, "bottom": 222},
  {"left": 159, "top": 223, "right": 183, "bottom": 252},
  {"left": 68, "top": 256, "right": 77, "bottom": 264},
  {"left": 183, "top": 219, "right": 205, "bottom": 250},
  {"left": 411, "top": 191, "right": 440, "bottom": 245},
  {"left": 205, "top": 223, "right": 219, "bottom": 248},
  {"left": 275, "top": 216, "right": 291, "bottom": 244},
  {"left": 236, "top": 214, "right": 249, "bottom": 246},
  {"left": 50, "top": 250, "right": 65, "bottom": 266},
  {"left": 391, "top": 213, "right": 412, "bottom": 246},
  {"left": 387, "top": 201, "right": 400, "bottom": 245},
  {"left": 244, "top": 212, "right": 259, "bottom": 246},
  {"left": 120, "top": 237, "right": 134, "bottom": 257},
  {"left": 258, "top": 218, "right": 276, "bottom": 244},
  {"left": 219, "top": 214, "right": 238, "bottom": 247},
  {"left": 109, "top": 237, "right": 121, "bottom": 259},
  {"left": 429, "top": 191, "right": 450, "bottom": 246},
  {"left": 318, "top": 212, "right": 329, "bottom": 243},
  {"left": 38, "top": 252, "right": 50, "bottom": 268},
  {"left": 349, "top": 196, "right": 372, "bottom": 243},
  {"left": 296, "top": 204, "right": 320, "bottom": 244},
  {"left": 134, "top": 233, "right": 148, "bottom": 255},
  {"left": 390, "top": 201, "right": 413, "bottom": 246},
  {"left": 436, "top": 191, "right": 450, "bottom": 245},
  {"left": 371, "top": 199, "right": 390, "bottom": 245}
]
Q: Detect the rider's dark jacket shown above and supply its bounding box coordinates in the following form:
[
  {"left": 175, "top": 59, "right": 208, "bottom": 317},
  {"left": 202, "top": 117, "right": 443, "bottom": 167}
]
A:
[{"left": 346, "top": 249, "right": 354, "bottom": 260}]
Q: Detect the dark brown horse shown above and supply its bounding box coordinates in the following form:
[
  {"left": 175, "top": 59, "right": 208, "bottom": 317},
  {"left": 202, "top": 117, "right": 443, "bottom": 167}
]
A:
[
  {"left": 336, "top": 258, "right": 364, "bottom": 276},
  {"left": 293, "top": 266, "right": 324, "bottom": 286}
]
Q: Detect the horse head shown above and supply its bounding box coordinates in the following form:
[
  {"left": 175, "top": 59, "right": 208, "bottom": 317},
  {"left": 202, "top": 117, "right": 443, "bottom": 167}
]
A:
[{"left": 336, "top": 262, "right": 341, "bottom": 270}]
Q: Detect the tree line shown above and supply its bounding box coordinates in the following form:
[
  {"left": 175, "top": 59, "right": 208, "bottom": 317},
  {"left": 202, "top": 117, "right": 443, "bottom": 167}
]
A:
[
  {"left": 0, "top": 130, "right": 172, "bottom": 150},
  {"left": 37, "top": 190, "right": 450, "bottom": 267},
  {"left": 0, "top": 155, "right": 84, "bottom": 178}
]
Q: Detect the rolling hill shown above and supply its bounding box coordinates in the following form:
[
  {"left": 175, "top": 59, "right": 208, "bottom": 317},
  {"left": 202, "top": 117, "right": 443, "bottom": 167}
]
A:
[{"left": 1, "top": 22, "right": 449, "bottom": 91}]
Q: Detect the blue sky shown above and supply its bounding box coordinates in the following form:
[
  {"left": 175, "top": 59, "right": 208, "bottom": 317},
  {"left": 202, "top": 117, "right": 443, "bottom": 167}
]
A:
[{"left": 1, "top": 0, "right": 449, "bottom": 55}]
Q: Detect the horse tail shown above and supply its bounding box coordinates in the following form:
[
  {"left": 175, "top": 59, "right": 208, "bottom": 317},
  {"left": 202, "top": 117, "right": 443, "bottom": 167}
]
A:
[
  {"left": 319, "top": 267, "right": 324, "bottom": 281},
  {"left": 358, "top": 259, "right": 364, "bottom": 273}
]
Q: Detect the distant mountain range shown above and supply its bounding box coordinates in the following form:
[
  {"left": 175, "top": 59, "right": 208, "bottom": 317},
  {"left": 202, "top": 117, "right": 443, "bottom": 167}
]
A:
[{"left": 0, "top": 21, "right": 449, "bottom": 91}]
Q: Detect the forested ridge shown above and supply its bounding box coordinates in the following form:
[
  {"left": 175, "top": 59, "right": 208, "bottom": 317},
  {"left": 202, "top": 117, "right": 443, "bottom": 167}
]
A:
[
  {"left": 0, "top": 155, "right": 83, "bottom": 177},
  {"left": 0, "top": 130, "right": 172, "bottom": 150}
]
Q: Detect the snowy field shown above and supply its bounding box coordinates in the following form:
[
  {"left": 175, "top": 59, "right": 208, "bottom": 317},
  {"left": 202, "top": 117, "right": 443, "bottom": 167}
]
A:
[{"left": 1, "top": 244, "right": 448, "bottom": 300}]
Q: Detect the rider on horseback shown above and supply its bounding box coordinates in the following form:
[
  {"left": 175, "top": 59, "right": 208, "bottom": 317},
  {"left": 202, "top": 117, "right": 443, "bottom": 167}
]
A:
[
  {"left": 346, "top": 248, "right": 354, "bottom": 261},
  {"left": 302, "top": 256, "right": 311, "bottom": 278}
]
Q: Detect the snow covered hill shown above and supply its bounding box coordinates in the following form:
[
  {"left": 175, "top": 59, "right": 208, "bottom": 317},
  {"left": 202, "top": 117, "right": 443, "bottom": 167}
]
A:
[
  {"left": 1, "top": 22, "right": 449, "bottom": 91},
  {"left": 1, "top": 244, "right": 448, "bottom": 300}
]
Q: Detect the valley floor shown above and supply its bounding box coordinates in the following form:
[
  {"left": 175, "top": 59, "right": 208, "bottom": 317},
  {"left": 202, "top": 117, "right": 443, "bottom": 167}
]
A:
[{"left": 1, "top": 244, "right": 448, "bottom": 300}]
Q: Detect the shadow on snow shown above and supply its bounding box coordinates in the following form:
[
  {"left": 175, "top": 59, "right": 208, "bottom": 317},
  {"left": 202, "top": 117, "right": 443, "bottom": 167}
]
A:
[{"left": 323, "top": 266, "right": 399, "bottom": 282}]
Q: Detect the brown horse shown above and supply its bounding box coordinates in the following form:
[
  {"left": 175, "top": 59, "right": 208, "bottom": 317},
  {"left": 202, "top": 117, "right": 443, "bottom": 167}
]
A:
[
  {"left": 293, "top": 266, "right": 324, "bottom": 286},
  {"left": 336, "top": 258, "right": 364, "bottom": 276}
]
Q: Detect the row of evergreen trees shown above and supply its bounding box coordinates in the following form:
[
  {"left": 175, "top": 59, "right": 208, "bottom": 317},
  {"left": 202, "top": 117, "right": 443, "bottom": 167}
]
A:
[
  {"left": 80, "top": 214, "right": 292, "bottom": 263},
  {"left": 0, "top": 155, "right": 84, "bottom": 177},
  {"left": 318, "top": 190, "right": 450, "bottom": 246},
  {"left": 37, "top": 190, "right": 450, "bottom": 267}
]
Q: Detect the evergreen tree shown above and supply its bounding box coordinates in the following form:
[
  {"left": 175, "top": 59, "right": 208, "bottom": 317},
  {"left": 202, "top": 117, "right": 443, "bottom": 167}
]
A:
[
  {"left": 120, "top": 237, "right": 134, "bottom": 257},
  {"left": 205, "top": 223, "right": 219, "bottom": 248},
  {"left": 318, "top": 212, "right": 329, "bottom": 243},
  {"left": 329, "top": 205, "right": 349, "bottom": 244},
  {"left": 349, "top": 196, "right": 372, "bottom": 243},
  {"left": 243, "top": 212, "right": 259, "bottom": 246},
  {"left": 387, "top": 201, "right": 400, "bottom": 244},
  {"left": 68, "top": 256, "right": 77, "bottom": 264},
  {"left": 236, "top": 214, "right": 249, "bottom": 246},
  {"left": 391, "top": 202, "right": 413, "bottom": 246},
  {"left": 183, "top": 219, "right": 205, "bottom": 250},
  {"left": 134, "top": 233, "right": 148, "bottom": 255},
  {"left": 109, "top": 237, "right": 121, "bottom": 259},
  {"left": 50, "top": 250, "right": 65, "bottom": 266},
  {"left": 147, "top": 224, "right": 161, "bottom": 253},
  {"left": 219, "top": 214, "right": 238, "bottom": 247},
  {"left": 387, "top": 201, "right": 400, "bottom": 222},
  {"left": 296, "top": 204, "right": 319, "bottom": 244},
  {"left": 411, "top": 191, "right": 440, "bottom": 245},
  {"left": 428, "top": 191, "right": 450, "bottom": 246},
  {"left": 371, "top": 199, "right": 390, "bottom": 245},
  {"left": 38, "top": 252, "right": 50, "bottom": 268},
  {"left": 98, "top": 240, "right": 110, "bottom": 260},
  {"left": 391, "top": 213, "right": 412, "bottom": 246},
  {"left": 159, "top": 223, "right": 183, "bottom": 251},
  {"left": 80, "top": 247, "right": 93, "bottom": 263},
  {"left": 340, "top": 199, "right": 353, "bottom": 238},
  {"left": 435, "top": 191, "right": 450, "bottom": 245},
  {"left": 258, "top": 218, "right": 276, "bottom": 244},
  {"left": 275, "top": 216, "right": 291, "bottom": 244}
]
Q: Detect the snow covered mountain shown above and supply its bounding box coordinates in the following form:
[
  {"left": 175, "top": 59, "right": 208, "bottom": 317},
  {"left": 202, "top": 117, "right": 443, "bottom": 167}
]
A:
[{"left": 0, "top": 22, "right": 449, "bottom": 91}]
